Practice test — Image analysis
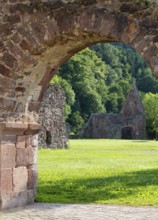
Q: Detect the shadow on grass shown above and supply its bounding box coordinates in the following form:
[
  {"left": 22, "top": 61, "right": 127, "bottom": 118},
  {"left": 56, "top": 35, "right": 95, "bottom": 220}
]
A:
[
  {"left": 132, "top": 140, "right": 150, "bottom": 142},
  {"left": 36, "top": 169, "right": 158, "bottom": 204}
]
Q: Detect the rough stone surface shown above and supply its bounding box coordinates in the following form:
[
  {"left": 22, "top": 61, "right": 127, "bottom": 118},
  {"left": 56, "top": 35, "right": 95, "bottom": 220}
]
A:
[
  {"left": 0, "top": 144, "right": 16, "bottom": 169},
  {"left": 1, "top": 190, "right": 35, "bottom": 210},
  {"left": 121, "top": 83, "right": 145, "bottom": 117},
  {"left": 38, "top": 84, "right": 68, "bottom": 149},
  {"left": 13, "top": 167, "right": 28, "bottom": 192},
  {"left": 16, "top": 136, "right": 26, "bottom": 149},
  {"left": 27, "top": 167, "right": 38, "bottom": 190},
  {"left": 80, "top": 83, "right": 146, "bottom": 139},
  {"left": 1, "top": 169, "right": 13, "bottom": 195},
  {"left": 0, "top": 123, "right": 39, "bottom": 210}
]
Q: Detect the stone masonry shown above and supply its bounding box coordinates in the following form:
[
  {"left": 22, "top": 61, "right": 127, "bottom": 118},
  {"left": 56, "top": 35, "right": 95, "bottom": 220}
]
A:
[
  {"left": 38, "top": 84, "right": 68, "bottom": 149},
  {"left": 0, "top": 122, "right": 40, "bottom": 209},
  {"left": 80, "top": 83, "right": 146, "bottom": 139},
  {"left": 0, "top": 0, "right": 158, "bottom": 210}
]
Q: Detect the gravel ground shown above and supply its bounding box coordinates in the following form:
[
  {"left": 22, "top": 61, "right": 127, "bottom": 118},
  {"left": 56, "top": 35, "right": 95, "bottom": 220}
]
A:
[{"left": 1, "top": 203, "right": 158, "bottom": 220}]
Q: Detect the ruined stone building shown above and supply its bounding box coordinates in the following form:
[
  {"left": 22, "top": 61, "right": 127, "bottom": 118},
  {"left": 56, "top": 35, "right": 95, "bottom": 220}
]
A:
[
  {"left": 1, "top": 0, "right": 158, "bottom": 210},
  {"left": 38, "top": 84, "right": 68, "bottom": 149},
  {"left": 80, "top": 83, "right": 146, "bottom": 140}
]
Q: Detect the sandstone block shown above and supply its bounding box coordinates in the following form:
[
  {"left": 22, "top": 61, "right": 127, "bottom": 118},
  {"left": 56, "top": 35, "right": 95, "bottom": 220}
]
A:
[
  {"left": 27, "top": 147, "right": 35, "bottom": 166},
  {"left": 20, "top": 31, "right": 40, "bottom": 53},
  {"left": 0, "top": 135, "right": 16, "bottom": 144},
  {"left": 136, "top": 37, "right": 152, "bottom": 53},
  {"left": 31, "top": 135, "right": 38, "bottom": 148},
  {"left": 0, "top": 122, "right": 28, "bottom": 135},
  {"left": 0, "top": 97, "right": 16, "bottom": 112},
  {"left": 16, "top": 147, "right": 35, "bottom": 167},
  {"left": 0, "top": 85, "right": 15, "bottom": 98},
  {"left": 11, "top": 32, "right": 21, "bottom": 44},
  {"left": 0, "top": 63, "right": 10, "bottom": 78},
  {"left": 25, "top": 135, "right": 31, "bottom": 148},
  {"left": 13, "top": 167, "right": 28, "bottom": 192},
  {"left": 20, "top": 39, "right": 31, "bottom": 51},
  {"left": 0, "top": 23, "right": 10, "bottom": 35},
  {"left": 144, "top": 45, "right": 158, "bottom": 61},
  {"left": 1, "top": 190, "right": 35, "bottom": 210},
  {"left": 1, "top": 169, "right": 13, "bottom": 194},
  {"left": 16, "top": 135, "right": 26, "bottom": 149},
  {"left": 0, "top": 143, "right": 16, "bottom": 169},
  {"left": 0, "top": 74, "right": 15, "bottom": 90},
  {"left": 100, "top": 13, "right": 115, "bottom": 36},
  {"left": 25, "top": 123, "right": 41, "bottom": 135},
  {"left": 16, "top": 148, "right": 27, "bottom": 167},
  {"left": 31, "top": 22, "right": 46, "bottom": 44},
  {"left": 0, "top": 194, "right": 12, "bottom": 210},
  {"left": 10, "top": 190, "right": 35, "bottom": 208},
  {"left": 28, "top": 101, "right": 40, "bottom": 112},
  {"left": 46, "top": 20, "right": 60, "bottom": 42},
  {"left": 2, "top": 52, "right": 17, "bottom": 69},
  {"left": 8, "top": 41, "right": 33, "bottom": 66}
]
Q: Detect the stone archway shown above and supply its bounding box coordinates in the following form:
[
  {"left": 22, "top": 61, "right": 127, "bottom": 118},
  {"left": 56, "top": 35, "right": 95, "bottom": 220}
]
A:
[
  {"left": 121, "top": 127, "right": 133, "bottom": 139},
  {"left": 0, "top": 0, "right": 158, "bottom": 210}
]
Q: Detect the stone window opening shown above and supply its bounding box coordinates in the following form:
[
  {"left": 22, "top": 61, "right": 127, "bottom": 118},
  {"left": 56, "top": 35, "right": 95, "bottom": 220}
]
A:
[{"left": 46, "top": 130, "right": 52, "bottom": 146}]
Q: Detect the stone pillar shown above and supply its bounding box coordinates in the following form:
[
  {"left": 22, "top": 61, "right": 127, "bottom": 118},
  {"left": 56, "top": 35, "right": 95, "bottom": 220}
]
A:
[{"left": 0, "top": 122, "right": 40, "bottom": 210}]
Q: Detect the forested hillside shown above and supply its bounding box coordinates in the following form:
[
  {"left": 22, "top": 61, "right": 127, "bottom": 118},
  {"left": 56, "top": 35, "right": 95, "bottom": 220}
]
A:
[{"left": 51, "top": 43, "right": 158, "bottom": 136}]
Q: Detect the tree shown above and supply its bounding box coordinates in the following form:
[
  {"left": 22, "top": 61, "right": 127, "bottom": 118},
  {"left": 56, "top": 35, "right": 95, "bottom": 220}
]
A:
[
  {"left": 67, "top": 111, "right": 84, "bottom": 134},
  {"left": 143, "top": 93, "right": 158, "bottom": 140},
  {"left": 137, "top": 73, "right": 158, "bottom": 93},
  {"left": 51, "top": 42, "right": 158, "bottom": 135},
  {"left": 58, "top": 48, "right": 107, "bottom": 133}
]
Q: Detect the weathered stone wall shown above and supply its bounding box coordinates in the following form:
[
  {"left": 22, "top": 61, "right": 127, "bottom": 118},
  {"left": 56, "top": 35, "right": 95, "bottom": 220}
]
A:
[
  {"left": 0, "top": 123, "right": 39, "bottom": 209},
  {"left": 0, "top": 0, "right": 158, "bottom": 121},
  {"left": 80, "top": 83, "right": 146, "bottom": 140},
  {"left": 0, "top": 0, "right": 157, "bottom": 210},
  {"left": 38, "top": 84, "right": 68, "bottom": 149},
  {"left": 80, "top": 113, "right": 146, "bottom": 140}
]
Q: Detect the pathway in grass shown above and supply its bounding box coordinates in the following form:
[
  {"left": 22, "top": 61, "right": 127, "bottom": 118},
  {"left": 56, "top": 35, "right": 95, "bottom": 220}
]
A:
[{"left": 36, "top": 139, "right": 158, "bottom": 206}]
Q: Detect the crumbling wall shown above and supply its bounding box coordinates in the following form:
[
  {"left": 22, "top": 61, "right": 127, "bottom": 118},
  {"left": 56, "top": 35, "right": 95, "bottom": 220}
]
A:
[
  {"left": 38, "top": 84, "right": 68, "bottom": 149},
  {"left": 80, "top": 83, "right": 146, "bottom": 140},
  {"left": 80, "top": 113, "right": 146, "bottom": 140}
]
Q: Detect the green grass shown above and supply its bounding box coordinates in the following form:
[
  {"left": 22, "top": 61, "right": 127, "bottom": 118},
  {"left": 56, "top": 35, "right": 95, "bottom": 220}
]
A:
[{"left": 36, "top": 139, "right": 158, "bottom": 206}]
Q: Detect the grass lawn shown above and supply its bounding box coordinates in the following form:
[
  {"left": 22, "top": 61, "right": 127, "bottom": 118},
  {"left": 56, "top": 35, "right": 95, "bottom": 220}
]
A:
[{"left": 36, "top": 139, "right": 158, "bottom": 206}]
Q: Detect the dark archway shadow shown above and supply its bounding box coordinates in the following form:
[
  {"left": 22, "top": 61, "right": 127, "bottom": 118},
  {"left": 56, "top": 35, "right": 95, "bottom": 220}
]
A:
[{"left": 36, "top": 169, "right": 158, "bottom": 204}]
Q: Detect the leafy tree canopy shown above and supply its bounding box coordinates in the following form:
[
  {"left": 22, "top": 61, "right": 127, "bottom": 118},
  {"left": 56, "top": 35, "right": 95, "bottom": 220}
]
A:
[{"left": 51, "top": 43, "right": 158, "bottom": 136}]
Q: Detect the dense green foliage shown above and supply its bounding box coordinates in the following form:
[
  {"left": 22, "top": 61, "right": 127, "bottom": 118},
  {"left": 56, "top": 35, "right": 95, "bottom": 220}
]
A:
[
  {"left": 143, "top": 93, "right": 158, "bottom": 139},
  {"left": 52, "top": 48, "right": 108, "bottom": 133},
  {"left": 36, "top": 139, "right": 158, "bottom": 206},
  {"left": 51, "top": 43, "right": 158, "bottom": 135}
]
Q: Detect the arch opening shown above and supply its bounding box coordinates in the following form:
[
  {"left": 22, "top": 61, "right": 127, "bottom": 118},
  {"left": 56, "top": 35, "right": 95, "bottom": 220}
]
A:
[
  {"left": 121, "top": 127, "right": 133, "bottom": 139},
  {"left": 1, "top": 0, "right": 158, "bottom": 210},
  {"left": 36, "top": 37, "right": 158, "bottom": 205}
]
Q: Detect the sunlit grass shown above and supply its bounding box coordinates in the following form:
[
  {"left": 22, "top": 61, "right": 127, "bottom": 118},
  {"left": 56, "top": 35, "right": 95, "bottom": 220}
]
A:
[{"left": 36, "top": 139, "right": 158, "bottom": 206}]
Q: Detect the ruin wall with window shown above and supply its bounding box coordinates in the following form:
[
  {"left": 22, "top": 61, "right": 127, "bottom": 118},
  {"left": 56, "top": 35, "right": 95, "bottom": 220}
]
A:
[
  {"left": 80, "top": 83, "right": 146, "bottom": 140},
  {"left": 38, "top": 84, "right": 68, "bottom": 149}
]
